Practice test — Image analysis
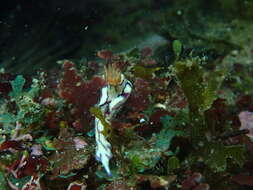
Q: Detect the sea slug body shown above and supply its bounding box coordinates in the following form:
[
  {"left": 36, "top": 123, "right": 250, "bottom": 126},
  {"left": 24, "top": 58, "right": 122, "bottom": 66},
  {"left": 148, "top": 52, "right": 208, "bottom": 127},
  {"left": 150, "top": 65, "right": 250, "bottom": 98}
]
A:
[{"left": 95, "top": 65, "right": 132, "bottom": 175}]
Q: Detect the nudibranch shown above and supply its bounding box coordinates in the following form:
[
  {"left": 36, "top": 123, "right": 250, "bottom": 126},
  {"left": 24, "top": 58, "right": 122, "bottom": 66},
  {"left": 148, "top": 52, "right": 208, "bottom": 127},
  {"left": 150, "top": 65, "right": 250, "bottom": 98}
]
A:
[{"left": 95, "top": 63, "right": 132, "bottom": 175}]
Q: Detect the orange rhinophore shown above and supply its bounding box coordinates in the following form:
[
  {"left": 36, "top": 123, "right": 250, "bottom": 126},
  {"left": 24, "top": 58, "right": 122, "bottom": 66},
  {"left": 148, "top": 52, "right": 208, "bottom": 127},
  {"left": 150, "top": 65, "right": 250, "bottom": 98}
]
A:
[{"left": 104, "top": 63, "right": 122, "bottom": 86}]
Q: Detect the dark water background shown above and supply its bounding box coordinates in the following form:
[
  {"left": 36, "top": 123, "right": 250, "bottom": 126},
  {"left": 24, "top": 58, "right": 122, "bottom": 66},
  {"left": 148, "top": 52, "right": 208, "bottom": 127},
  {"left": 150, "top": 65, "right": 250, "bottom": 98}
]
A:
[{"left": 0, "top": 0, "right": 252, "bottom": 74}]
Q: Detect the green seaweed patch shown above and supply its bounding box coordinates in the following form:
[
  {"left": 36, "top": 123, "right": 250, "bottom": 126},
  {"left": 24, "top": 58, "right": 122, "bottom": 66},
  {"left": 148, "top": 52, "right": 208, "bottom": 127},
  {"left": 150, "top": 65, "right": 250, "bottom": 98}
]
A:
[
  {"left": 0, "top": 75, "right": 46, "bottom": 142},
  {"left": 124, "top": 115, "right": 184, "bottom": 174},
  {"left": 9, "top": 75, "right": 26, "bottom": 99},
  {"left": 167, "top": 156, "right": 180, "bottom": 172},
  {"left": 205, "top": 143, "right": 245, "bottom": 172},
  {"left": 0, "top": 151, "right": 20, "bottom": 167},
  {"left": 175, "top": 60, "right": 205, "bottom": 113},
  {"left": 10, "top": 76, "right": 44, "bottom": 123},
  {"left": 202, "top": 66, "right": 227, "bottom": 111},
  {"left": 7, "top": 174, "right": 31, "bottom": 189},
  {"left": 174, "top": 58, "right": 227, "bottom": 138},
  {"left": 0, "top": 113, "right": 16, "bottom": 131},
  {"left": 125, "top": 145, "right": 162, "bottom": 173},
  {"left": 0, "top": 172, "right": 7, "bottom": 189},
  {"left": 172, "top": 40, "right": 183, "bottom": 59},
  {"left": 35, "top": 136, "right": 56, "bottom": 151},
  {"left": 90, "top": 106, "right": 112, "bottom": 138},
  {"left": 133, "top": 65, "right": 161, "bottom": 80},
  {"left": 58, "top": 172, "right": 77, "bottom": 179},
  {"left": 156, "top": 115, "right": 185, "bottom": 151}
]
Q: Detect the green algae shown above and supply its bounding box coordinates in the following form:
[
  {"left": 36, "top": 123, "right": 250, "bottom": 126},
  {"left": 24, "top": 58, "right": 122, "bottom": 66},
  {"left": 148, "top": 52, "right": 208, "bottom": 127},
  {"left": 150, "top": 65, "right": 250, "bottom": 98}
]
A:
[
  {"left": 133, "top": 65, "right": 161, "bottom": 80},
  {"left": 172, "top": 40, "right": 182, "bottom": 59},
  {"left": 0, "top": 75, "right": 46, "bottom": 140},
  {"left": 205, "top": 143, "right": 245, "bottom": 172},
  {"left": 0, "top": 172, "right": 7, "bottom": 190},
  {"left": 174, "top": 57, "right": 228, "bottom": 139},
  {"left": 9, "top": 75, "right": 25, "bottom": 99},
  {"left": 174, "top": 59, "right": 206, "bottom": 138},
  {"left": 167, "top": 156, "right": 180, "bottom": 172},
  {"left": 124, "top": 115, "right": 184, "bottom": 174},
  {"left": 90, "top": 106, "right": 112, "bottom": 138},
  {"left": 156, "top": 115, "right": 184, "bottom": 151}
]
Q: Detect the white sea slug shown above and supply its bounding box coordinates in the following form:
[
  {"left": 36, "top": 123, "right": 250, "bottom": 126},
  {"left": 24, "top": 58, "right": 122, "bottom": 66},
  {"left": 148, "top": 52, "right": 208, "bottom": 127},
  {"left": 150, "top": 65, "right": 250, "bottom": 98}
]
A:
[{"left": 95, "top": 63, "right": 132, "bottom": 175}]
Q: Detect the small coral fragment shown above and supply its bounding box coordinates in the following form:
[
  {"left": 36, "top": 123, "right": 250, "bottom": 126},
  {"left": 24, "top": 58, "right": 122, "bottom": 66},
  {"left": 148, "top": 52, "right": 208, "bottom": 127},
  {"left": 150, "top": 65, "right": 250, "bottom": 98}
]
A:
[
  {"left": 239, "top": 111, "right": 253, "bottom": 139},
  {"left": 67, "top": 182, "right": 87, "bottom": 190}
]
